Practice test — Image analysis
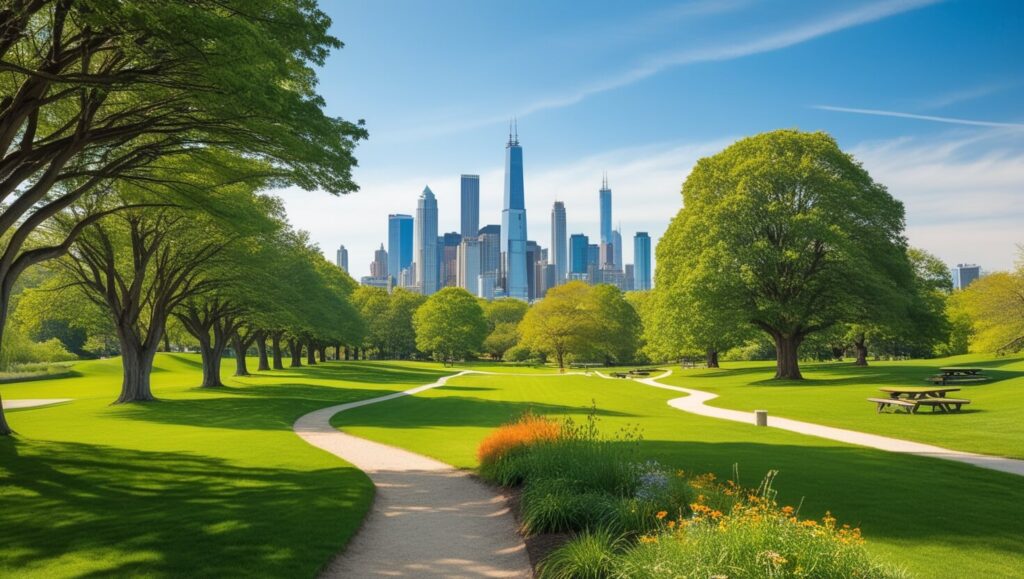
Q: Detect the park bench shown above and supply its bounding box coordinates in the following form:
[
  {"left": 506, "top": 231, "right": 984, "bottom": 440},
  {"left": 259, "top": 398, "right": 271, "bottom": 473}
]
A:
[
  {"left": 610, "top": 372, "right": 629, "bottom": 378},
  {"left": 628, "top": 370, "right": 650, "bottom": 376},
  {"left": 868, "top": 397, "right": 919, "bottom": 413},
  {"left": 925, "top": 375, "right": 989, "bottom": 386}
]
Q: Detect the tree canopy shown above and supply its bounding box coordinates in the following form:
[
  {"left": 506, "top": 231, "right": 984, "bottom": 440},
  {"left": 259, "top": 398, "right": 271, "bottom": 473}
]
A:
[
  {"left": 413, "top": 287, "right": 487, "bottom": 363},
  {"left": 656, "top": 130, "right": 915, "bottom": 379}
]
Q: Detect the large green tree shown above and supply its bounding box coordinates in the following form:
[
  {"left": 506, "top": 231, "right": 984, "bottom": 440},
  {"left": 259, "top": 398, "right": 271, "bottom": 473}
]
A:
[
  {"left": 960, "top": 248, "right": 1024, "bottom": 353},
  {"left": 413, "top": 287, "right": 487, "bottom": 363},
  {"left": 518, "top": 281, "right": 599, "bottom": 369},
  {"left": 482, "top": 298, "right": 529, "bottom": 360},
  {"left": 0, "top": 1, "right": 365, "bottom": 433},
  {"left": 657, "top": 130, "right": 914, "bottom": 379}
]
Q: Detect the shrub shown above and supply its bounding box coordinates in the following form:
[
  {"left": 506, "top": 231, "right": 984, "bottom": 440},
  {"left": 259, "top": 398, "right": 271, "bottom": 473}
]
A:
[
  {"left": 537, "top": 528, "right": 624, "bottom": 579},
  {"left": 520, "top": 478, "right": 616, "bottom": 535},
  {"left": 476, "top": 411, "right": 561, "bottom": 467}
]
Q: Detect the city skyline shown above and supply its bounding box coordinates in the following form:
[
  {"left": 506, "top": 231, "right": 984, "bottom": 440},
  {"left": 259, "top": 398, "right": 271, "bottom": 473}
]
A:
[{"left": 277, "top": 1, "right": 1023, "bottom": 280}]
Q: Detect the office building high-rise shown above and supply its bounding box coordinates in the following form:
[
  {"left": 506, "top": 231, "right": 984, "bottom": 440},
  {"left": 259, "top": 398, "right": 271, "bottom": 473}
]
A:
[
  {"left": 370, "top": 243, "right": 388, "bottom": 279},
  {"left": 551, "top": 201, "right": 567, "bottom": 285},
  {"left": 526, "top": 240, "right": 541, "bottom": 301},
  {"left": 611, "top": 228, "right": 623, "bottom": 271},
  {"left": 387, "top": 214, "right": 413, "bottom": 284},
  {"left": 460, "top": 174, "right": 480, "bottom": 239},
  {"left": 336, "top": 245, "right": 349, "bottom": 273},
  {"left": 414, "top": 186, "right": 439, "bottom": 295},
  {"left": 599, "top": 174, "right": 612, "bottom": 244},
  {"left": 634, "top": 232, "right": 652, "bottom": 291},
  {"left": 501, "top": 125, "right": 529, "bottom": 300},
  {"left": 570, "top": 234, "right": 589, "bottom": 275},
  {"left": 442, "top": 232, "right": 462, "bottom": 288},
  {"left": 952, "top": 263, "right": 981, "bottom": 290},
  {"left": 458, "top": 237, "right": 482, "bottom": 296},
  {"left": 478, "top": 224, "right": 501, "bottom": 277},
  {"left": 587, "top": 243, "right": 600, "bottom": 268},
  {"left": 624, "top": 264, "right": 635, "bottom": 291}
]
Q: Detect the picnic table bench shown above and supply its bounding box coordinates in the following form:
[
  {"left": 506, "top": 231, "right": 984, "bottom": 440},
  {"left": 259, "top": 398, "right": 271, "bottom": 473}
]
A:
[
  {"left": 628, "top": 370, "right": 651, "bottom": 376},
  {"left": 610, "top": 372, "right": 629, "bottom": 378},
  {"left": 926, "top": 367, "right": 989, "bottom": 385},
  {"left": 868, "top": 386, "right": 971, "bottom": 413}
]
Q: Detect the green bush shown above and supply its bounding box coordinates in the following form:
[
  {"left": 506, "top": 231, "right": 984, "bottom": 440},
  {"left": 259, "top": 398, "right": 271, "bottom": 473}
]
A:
[
  {"left": 0, "top": 324, "right": 76, "bottom": 370},
  {"left": 537, "top": 528, "right": 624, "bottom": 579},
  {"left": 521, "top": 478, "right": 616, "bottom": 535}
]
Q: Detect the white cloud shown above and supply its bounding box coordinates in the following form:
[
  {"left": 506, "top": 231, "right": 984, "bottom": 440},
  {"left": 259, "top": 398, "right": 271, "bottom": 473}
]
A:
[
  {"left": 850, "top": 131, "right": 1024, "bottom": 270},
  {"left": 815, "top": 105, "right": 1024, "bottom": 129},
  {"left": 380, "top": 0, "right": 942, "bottom": 143}
]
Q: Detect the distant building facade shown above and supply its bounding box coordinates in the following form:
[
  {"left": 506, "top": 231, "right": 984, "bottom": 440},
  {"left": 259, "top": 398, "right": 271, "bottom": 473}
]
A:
[
  {"left": 370, "top": 243, "right": 388, "bottom": 279},
  {"left": 460, "top": 174, "right": 480, "bottom": 239},
  {"left": 336, "top": 244, "right": 349, "bottom": 273},
  {"left": 634, "top": 232, "right": 651, "bottom": 290},
  {"left": 952, "top": 263, "right": 981, "bottom": 290},
  {"left": 570, "top": 233, "right": 589, "bottom": 275},
  {"left": 388, "top": 214, "right": 413, "bottom": 285},
  {"left": 414, "top": 186, "right": 439, "bottom": 295},
  {"left": 550, "top": 201, "right": 567, "bottom": 286}
]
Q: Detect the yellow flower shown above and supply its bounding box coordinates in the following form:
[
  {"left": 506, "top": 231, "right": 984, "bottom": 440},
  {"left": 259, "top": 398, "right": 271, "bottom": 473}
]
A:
[
  {"left": 639, "top": 534, "right": 659, "bottom": 544},
  {"left": 656, "top": 510, "right": 668, "bottom": 520},
  {"left": 781, "top": 506, "right": 794, "bottom": 515},
  {"left": 667, "top": 520, "right": 676, "bottom": 529}
]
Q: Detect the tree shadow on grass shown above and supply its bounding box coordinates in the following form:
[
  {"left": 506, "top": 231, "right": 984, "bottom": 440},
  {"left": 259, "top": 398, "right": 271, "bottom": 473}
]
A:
[{"left": 0, "top": 438, "right": 370, "bottom": 578}]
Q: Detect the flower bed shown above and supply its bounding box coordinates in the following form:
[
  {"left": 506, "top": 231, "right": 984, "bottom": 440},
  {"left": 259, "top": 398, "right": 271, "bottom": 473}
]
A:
[{"left": 477, "top": 409, "right": 905, "bottom": 578}]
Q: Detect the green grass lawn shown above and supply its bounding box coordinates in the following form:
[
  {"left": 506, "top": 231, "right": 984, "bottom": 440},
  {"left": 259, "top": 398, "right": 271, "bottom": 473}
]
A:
[
  {"left": 337, "top": 371, "right": 1024, "bottom": 578},
  {"left": 654, "top": 353, "right": 1024, "bottom": 459},
  {"left": 0, "top": 354, "right": 448, "bottom": 578}
]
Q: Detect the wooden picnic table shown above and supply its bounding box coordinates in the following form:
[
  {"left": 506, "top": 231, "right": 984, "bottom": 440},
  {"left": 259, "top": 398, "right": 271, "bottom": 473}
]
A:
[
  {"left": 879, "top": 386, "right": 960, "bottom": 400},
  {"left": 870, "top": 387, "right": 971, "bottom": 413},
  {"left": 939, "top": 367, "right": 983, "bottom": 376}
]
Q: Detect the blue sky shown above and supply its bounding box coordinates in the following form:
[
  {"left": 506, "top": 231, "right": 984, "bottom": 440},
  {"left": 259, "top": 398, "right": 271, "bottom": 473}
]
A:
[{"left": 280, "top": 0, "right": 1024, "bottom": 280}]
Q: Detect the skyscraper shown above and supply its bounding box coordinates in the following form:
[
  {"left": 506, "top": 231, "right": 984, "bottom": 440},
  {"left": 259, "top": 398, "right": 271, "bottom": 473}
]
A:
[
  {"left": 336, "top": 245, "right": 348, "bottom": 273},
  {"left": 570, "top": 234, "right": 589, "bottom": 275},
  {"left": 478, "top": 224, "right": 501, "bottom": 277},
  {"left": 414, "top": 186, "right": 439, "bottom": 295},
  {"left": 370, "top": 243, "right": 388, "bottom": 279},
  {"left": 634, "top": 232, "right": 652, "bottom": 291},
  {"left": 458, "top": 237, "right": 482, "bottom": 296},
  {"left": 387, "top": 214, "right": 413, "bottom": 284},
  {"left": 526, "top": 240, "right": 541, "bottom": 301},
  {"left": 501, "top": 125, "right": 529, "bottom": 300},
  {"left": 952, "top": 263, "right": 981, "bottom": 289},
  {"left": 599, "top": 174, "right": 612, "bottom": 244},
  {"left": 442, "top": 232, "right": 462, "bottom": 288},
  {"left": 460, "top": 174, "right": 480, "bottom": 239},
  {"left": 611, "top": 228, "right": 623, "bottom": 271},
  {"left": 550, "top": 201, "right": 567, "bottom": 285}
]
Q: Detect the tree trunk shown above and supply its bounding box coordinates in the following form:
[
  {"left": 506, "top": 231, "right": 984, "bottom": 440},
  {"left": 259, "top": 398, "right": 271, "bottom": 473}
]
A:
[
  {"left": 335, "top": 344, "right": 341, "bottom": 361},
  {"left": 306, "top": 340, "right": 317, "bottom": 365},
  {"left": 773, "top": 332, "right": 803, "bottom": 380},
  {"left": 198, "top": 338, "right": 225, "bottom": 388},
  {"left": 117, "top": 340, "right": 160, "bottom": 403},
  {"left": 556, "top": 351, "right": 565, "bottom": 370},
  {"left": 854, "top": 333, "right": 868, "bottom": 367},
  {"left": 318, "top": 345, "right": 328, "bottom": 362},
  {"left": 271, "top": 332, "right": 284, "bottom": 370},
  {"left": 344, "top": 346, "right": 350, "bottom": 360},
  {"left": 289, "top": 339, "right": 302, "bottom": 367},
  {"left": 232, "top": 335, "right": 249, "bottom": 377},
  {"left": 0, "top": 393, "right": 13, "bottom": 435},
  {"left": 705, "top": 348, "right": 720, "bottom": 368},
  {"left": 162, "top": 333, "right": 171, "bottom": 352},
  {"left": 255, "top": 331, "right": 270, "bottom": 371}
]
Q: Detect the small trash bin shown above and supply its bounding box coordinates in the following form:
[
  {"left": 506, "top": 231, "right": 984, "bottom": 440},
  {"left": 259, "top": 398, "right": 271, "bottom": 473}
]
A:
[{"left": 755, "top": 410, "right": 768, "bottom": 427}]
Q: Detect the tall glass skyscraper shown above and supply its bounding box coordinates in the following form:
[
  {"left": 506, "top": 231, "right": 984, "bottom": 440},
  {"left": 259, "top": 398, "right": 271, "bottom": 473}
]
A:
[
  {"left": 415, "top": 186, "right": 439, "bottom": 295},
  {"left": 336, "top": 244, "right": 348, "bottom": 273},
  {"left": 460, "top": 174, "right": 480, "bottom": 239},
  {"left": 569, "top": 234, "right": 589, "bottom": 274},
  {"left": 599, "top": 174, "right": 612, "bottom": 244},
  {"left": 387, "top": 214, "right": 413, "bottom": 284},
  {"left": 634, "top": 231, "right": 652, "bottom": 291},
  {"left": 478, "top": 224, "right": 501, "bottom": 276},
  {"left": 501, "top": 126, "right": 528, "bottom": 300},
  {"left": 611, "top": 228, "right": 623, "bottom": 271},
  {"left": 952, "top": 263, "right": 981, "bottom": 289},
  {"left": 550, "top": 201, "right": 567, "bottom": 285}
]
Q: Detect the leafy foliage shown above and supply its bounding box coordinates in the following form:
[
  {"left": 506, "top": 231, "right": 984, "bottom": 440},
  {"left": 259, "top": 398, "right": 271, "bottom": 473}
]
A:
[{"left": 413, "top": 287, "right": 487, "bottom": 362}]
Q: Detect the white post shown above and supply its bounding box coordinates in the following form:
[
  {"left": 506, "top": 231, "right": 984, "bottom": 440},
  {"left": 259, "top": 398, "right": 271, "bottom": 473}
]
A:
[{"left": 755, "top": 410, "right": 768, "bottom": 427}]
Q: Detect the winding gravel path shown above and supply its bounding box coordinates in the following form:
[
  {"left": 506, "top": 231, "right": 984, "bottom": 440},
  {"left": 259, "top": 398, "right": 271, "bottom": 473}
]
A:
[
  {"left": 609, "top": 371, "right": 1024, "bottom": 477},
  {"left": 1, "top": 398, "right": 72, "bottom": 410},
  {"left": 293, "top": 371, "right": 532, "bottom": 579}
]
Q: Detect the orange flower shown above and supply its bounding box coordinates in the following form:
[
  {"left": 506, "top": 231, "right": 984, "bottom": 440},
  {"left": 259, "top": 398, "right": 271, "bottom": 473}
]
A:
[
  {"left": 656, "top": 511, "right": 668, "bottom": 520},
  {"left": 476, "top": 412, "right": 561, "bottom": 464},
  {"left": 667, "top": 520, "right": 676, "bottom": 529},
  {"left": 781, "top": 506, "right": 794, "bottom": 515}
]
